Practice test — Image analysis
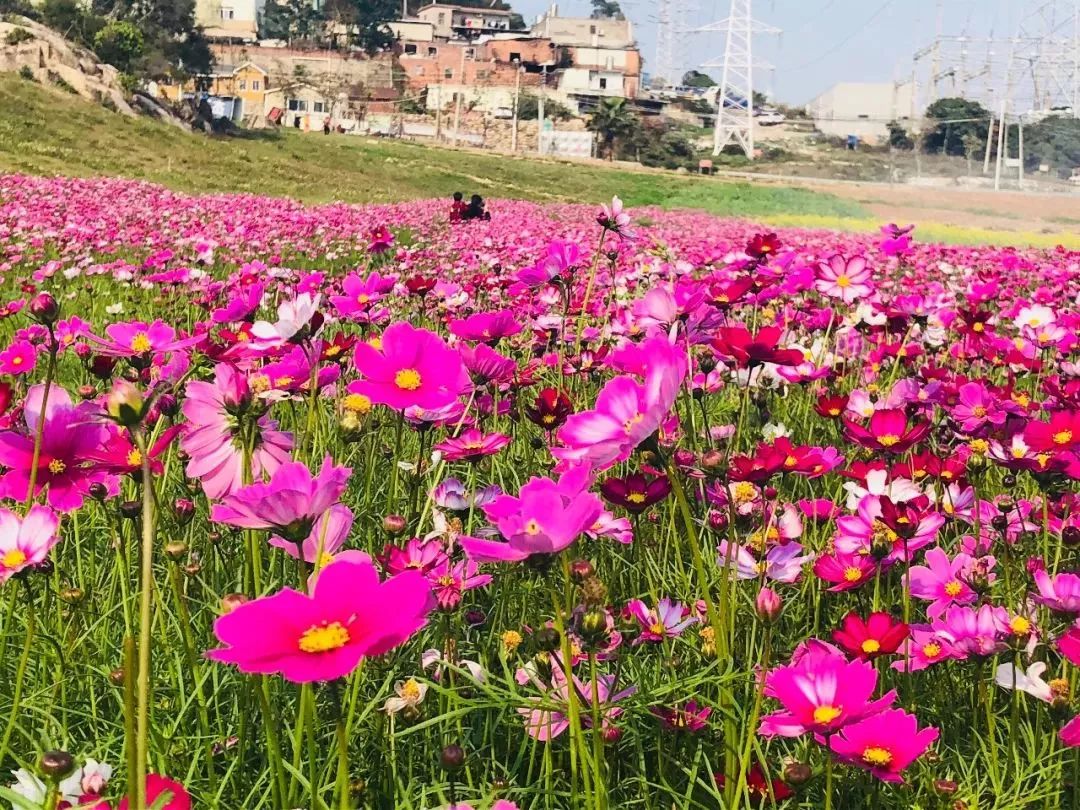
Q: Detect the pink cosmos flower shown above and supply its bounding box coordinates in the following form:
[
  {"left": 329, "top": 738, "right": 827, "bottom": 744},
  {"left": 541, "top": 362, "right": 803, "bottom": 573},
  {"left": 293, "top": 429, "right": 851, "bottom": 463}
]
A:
[
  {"left": 827, "top": 709, "right": 938, "bottom": 783},
  {"left": 843, "top": 409, "right": 930, "bottom": 454},
  {"left": 651, "top": 701, "right": 712, "bottom": 732},
  {"left": 717, "top": 540, "right": 813, "bottom": 583},
  {"left": 597, "top": 195, "right": 634, "bottom": 238},
  {"left": 117, "top": 774, "right": 190, "bottom": 810},
  {"left": 834, "top": 495, "right": 943, "bottom": 563},
  {"left": 0, "top": 505, "right": 60, "bottom": 584},
  {"left": 434, "top": 429, "right": 511, "bottom": 462},
  {"left": 553, "top": 336, "right": 686, "bottom": 470},
  {"left": 625, "top": 597, "right": 697, "bottom": 644},
  {"left": 213, "top": 280, "right": 265, "bottom": 324},
  {"left": 380, "top": 537, "right": 448, "bottom": 576},
  {"left": 951, "top": 381, "right": 1007, "bottom": 433},
  {"left": 211, "top": 456, "right": 350, "bottom": 543},
  {"left": 180, "top": 363, "right": 294, "bottom": 500},
  {"left": 815, "top": 255, "right": 873, "bottom": 303},
  {"left": 459, "top": 466, "right": 603, "bottom": 563},
  {"left": 267, "top": 503, "right": 354, "bottom": 564},
  {"left": 759, "top": 640, "right": 896, "bottom": 738},
  {"left": 207, "top": 557, "right": 433, "bottom": 682},
  {"left": 813, "top": 551, "right": 879, "bottom": 592},
  {"left": 1032, "top": 568, "right": 1080, "bottom": 613},
  {"left": 250, "top": 293, "right": 322, "bottom": 349},
  {"left": 931, "top": 604, "right": 1010, "bottom": 658},
  {"left": 0, "top": 384, "right": 116, "bottom": 511},
  {"left": 891, "top": 626, "right": 962, "bottom": 673},
  {"left": 426, "top": 557, "right": 492, "bottom": 611},
  {"left": 449, "top": 309, "right": 522, "bottom": 343},
  {"left": 89, "top": 320, "right": 199, "bottom": 358},
  {"left": 352, "top": 323, "right": 467, "bottom": 412},
  {"left": 0, "top": 340, "right": 36, "bottom": 376},
  {"left": 519, "top": 656, "right": 635, "bottom": 740},
  {"left": 904, "top": 547, "right": 977, "bottom": 619}
]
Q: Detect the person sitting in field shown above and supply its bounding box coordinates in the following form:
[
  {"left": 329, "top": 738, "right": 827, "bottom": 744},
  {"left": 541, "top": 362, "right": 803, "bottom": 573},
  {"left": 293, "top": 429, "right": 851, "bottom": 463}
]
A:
[
  {"left": 462, "top": 194, "right": 490, "bottom": 222},
  {"left": 450, "top": 191, "right": 466, "bottom": 224}
]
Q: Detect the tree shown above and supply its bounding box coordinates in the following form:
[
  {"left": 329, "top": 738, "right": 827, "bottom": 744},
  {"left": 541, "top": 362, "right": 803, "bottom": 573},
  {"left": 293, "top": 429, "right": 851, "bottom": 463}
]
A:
[
  {"left": 887, "top": 121, "right": 914, "bottom": 151},
  {"left": 1017, "top": 115, "right": 1080, "bottom": 178},
  {"left": 922, "top": 97, "right": 990, "bottom": 156},
  {"left": 590, "top": 0, "right": 623, "bottom": 19},
  {"left": 587, "top": 97, "right": 639, "bottom": 160},
  {"left": 681, "top": 70, "right": 715, "bottom": 88},
  {"left": 348, "top": 0, "right": 396, "bottom": 54},
  {"left": 93, "top": 20, "right": 144, "bottom": 72},
  {"left": 259, "top": 0, "right": 294, "bottom": 40}
]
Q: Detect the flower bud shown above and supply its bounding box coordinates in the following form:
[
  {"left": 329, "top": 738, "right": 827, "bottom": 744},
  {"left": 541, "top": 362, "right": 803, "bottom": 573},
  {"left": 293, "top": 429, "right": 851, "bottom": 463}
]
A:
[
  {"left": 29, "top": 293, "right": 60, "bottom": 325},
  {"left": 88, "top": 482, "right": 108, "bottom": 502},
  {"left": 165, "top": 541, "right": 187, "bottom": 560},
  {"left": 755, "top": 587, "right": 783, "bottom": 623},
  {"left": 119, "top": 500, "right": 141, "bottom": 519},
  {"left": 934, "top": 779, "right": 958, "bottom": 794},
  {"left": 601, "top": 725, "right": 622, "bottom": 744},
  {"left": 221, "top": 593, "right": 249, "bottom": 614},
  {"left": 382, "top": 514, "right": 407, "bottom": 535},
  {"left": 156, "top": 393, "right": 178, "bottom": 417},
  {"left": 89, "top": 354, "right": 116, "bottom": 379},
  {"left": 439, "top": 744, "right": 466, "bottom": 772},
  {"left": 569, "top": 559, "right": 594, "bottom": 583},
  {"left": 535, "top": 626, "right": 561, "bottom": 652},
  {"left": 1064, "top": 526, "right": 1080, "bottom": 547},
  {"left": 576, "top": 607, "right": 610, "bottom": 647},
  {"left": 106, "top": 380, "right": 145, "bottom": 427},
  {"left": 174, "top": 498, "right": 195, "bottom": 525},
  {"left": 59, "top": 587, "right": 85, "bottom": 604},
  {"left": 701, "top": 450, "right": 725, "bottom": 471},
  {"left": 783, "top": 762, "right": 812, "bottom": 785},
  {"left": 465, "top": 609, "right": 486, "bottom": 627},
  {"left": 77, "top": 384, "right": 96, "bottom": 400},
  {"left": 39, "top": 750, "right": 75, "bottom": 780}
]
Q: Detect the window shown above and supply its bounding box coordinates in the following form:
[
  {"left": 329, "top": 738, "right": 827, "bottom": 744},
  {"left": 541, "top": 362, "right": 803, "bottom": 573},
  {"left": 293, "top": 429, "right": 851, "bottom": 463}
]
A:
[
  {"left": 438, "top": 12, "right": 445, "bottom": 25},
  {"left": 221, "top": 7, "right": 234, "bottom": 19},
  {"left": 509, "top": 51, "right": 521, "bottom": 62},
  {"left": 427, "top": 46, "right": 438, "bottom": 57},
  {"left": 287, "top": 99, "right": 307, "bottom": 112},
  {"left": 252, "top": 80, "right": 260, "bottom": 90},
  {"left": 313, "top": 101, "right": 325, "bottom": 113},
  {"left": 476, "top": 69, "right": 489, "bottom": 79},
  {"left": 599, "top": 77, "right": 607, "bottom": 89},
  {"left": 238, "top": 79, "right": 247, "bottom": 90},
  {"left": 857, "top": 114, "right": 869, "bottom": 119},
  {"left": 444, "top": 68, "right": 453, "bottom": 79},
  {"left": 589, "top": 25, "right": 596, "bottom": 34},
  {"left": 465, "top": 47, "right": 475, "bottom": 59},
  {"left": 404, "top": 43, "right": 417, "bottom": 55}
]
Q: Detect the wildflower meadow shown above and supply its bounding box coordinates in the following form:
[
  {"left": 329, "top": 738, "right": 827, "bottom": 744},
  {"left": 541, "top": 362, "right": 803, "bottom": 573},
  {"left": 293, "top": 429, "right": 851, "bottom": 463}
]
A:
[{"left": 0, "top": 173, "right": 1078, "bottom": 809}]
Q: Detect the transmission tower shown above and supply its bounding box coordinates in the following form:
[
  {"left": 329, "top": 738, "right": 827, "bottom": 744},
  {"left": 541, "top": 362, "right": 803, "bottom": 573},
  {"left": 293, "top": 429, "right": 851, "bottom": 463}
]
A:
[
  {"left": 699, "top": 0, "right": 779, "bottom": 158},
  {"left": 1008, "top": 0, "right": 1080, "bottom": 114}
]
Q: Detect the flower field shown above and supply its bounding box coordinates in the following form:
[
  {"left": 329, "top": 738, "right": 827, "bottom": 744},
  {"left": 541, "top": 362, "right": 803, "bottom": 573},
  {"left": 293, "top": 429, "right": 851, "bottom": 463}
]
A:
[{"left": 1, "top": 173, "right": 1080, "bottom": 809}]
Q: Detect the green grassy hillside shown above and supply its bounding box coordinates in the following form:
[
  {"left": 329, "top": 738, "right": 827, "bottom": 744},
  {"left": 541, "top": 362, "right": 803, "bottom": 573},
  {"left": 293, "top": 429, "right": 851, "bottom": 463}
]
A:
[{"left": 0, "top": 73, "right": 865, "bottom": 219}]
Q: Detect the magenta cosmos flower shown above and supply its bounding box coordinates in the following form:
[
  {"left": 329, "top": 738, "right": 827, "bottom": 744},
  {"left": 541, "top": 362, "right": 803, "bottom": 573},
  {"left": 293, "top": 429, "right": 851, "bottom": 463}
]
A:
[
  {"left": 0, "top": 505, "right": 60, "bottom": 584},
  {"left": 0, "top": 340, "right": 36, "bottom": 376},
  {"left": 828, "top": 709, "right": 938, "bottom": 783},
  {"left": 211, "top": 456, "right": 350, "bottom": 543},
  {"left": 352, "top": 323, "right": 467, "bottom": 412},
  {"left": 815, "top": 255, "right": 873, "bottom": 304},
  {"left": 759, "top": 640, "right": 896, "bottom": 738},
  {"left": 433, "top": 429, "right": 511, "bottom": 462},
  {"left": 904, "top": 547, "right": 978, "bottom": 619},
  {"left": 843, "top": 409, "right": 930, "bottom": 454},
  {"left": 448, "top": 309, "right": 523, "bottom": 343},
  {"left": 207, "top": 557, "right": 433, "bottom": 682},
  {"left": 0, "top": 384, "right": 115, "bottom": 511},
  {"left": 459, "top": 466, "right": 603, "bottom": 563},
  {"left": 89, "top": 319, "right": 199, "bottom": 358},
  {"left": 1032, "top": 568, "right": 1080, "bottom": 613},
  {"left": 553, "top": 337, "right": 686, "bottom": 470},
  {"left": 181, "top": 363, "right": 294, "bottom": 500},
  {"left": 626, "top": 597, "right": 697, "bottom": 644}
]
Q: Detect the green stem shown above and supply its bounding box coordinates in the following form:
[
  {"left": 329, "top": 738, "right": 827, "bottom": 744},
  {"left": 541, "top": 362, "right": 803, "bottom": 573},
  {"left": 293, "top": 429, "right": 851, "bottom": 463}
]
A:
[
  {"left": 134, "top": 431, "right": 156, "bottom": 808},
  {"left": 24, "top": 338, "right": 57, "bottom": 511}
]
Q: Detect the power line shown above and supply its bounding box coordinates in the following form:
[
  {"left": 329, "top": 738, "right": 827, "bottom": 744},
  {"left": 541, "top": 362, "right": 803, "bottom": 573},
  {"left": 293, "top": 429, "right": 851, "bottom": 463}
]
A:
[{"left": 778, "top": 0, "right": 898, "bottom": 72}]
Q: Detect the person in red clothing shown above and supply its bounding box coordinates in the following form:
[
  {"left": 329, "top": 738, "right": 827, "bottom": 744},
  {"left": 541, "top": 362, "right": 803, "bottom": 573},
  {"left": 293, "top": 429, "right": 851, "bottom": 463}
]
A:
[{"left": 449, "top": 191, "right": 466, "bottom": 223}]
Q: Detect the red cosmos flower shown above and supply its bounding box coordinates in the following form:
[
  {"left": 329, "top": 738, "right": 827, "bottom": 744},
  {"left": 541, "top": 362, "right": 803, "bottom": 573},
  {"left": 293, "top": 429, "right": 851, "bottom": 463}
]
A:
[
  {"left": 525, "top": 387, "right": 573, "bottom": 431},
  {"left": 832, "top": 611, "right": 909, "bottom": 660},
  {"left": 434, "top": 429, "right": 510, "bottom": 462},
  {"left": 746, "top": 232, "right": 782, "bottom": 261},
  {"left": 814, "top": 393, "right": 848, "bottom": 419},
  {"left": 652, "top": 700, "right": 712, "bottom": 732},
  {"left": 711, "top": 326, "right": 805, "bottom": 369},
  {"left": 956, "top": 307, "right": 993, "bottom": 338},
  {"left": 814, "top": 551, "right": 879, "bottom": 592},
  {"left": 1024, "top": 410, "right": 1080, "bottom": 452},
  {"left": 405, "top": 275, "right": 437, "bottom": 296},
  {"left": 600, "top": 472, "right": 671, "bottom": 514},
  {"left": 320, "top": 333, "right": 358, "bottom": 365},
  {"left": 843, "top": 409, "right": 930, "bottom": 454},
  {"left": 715, "top": 764, "right": 794, "bottom": 803},
  {"left": 707, "top": 277, "right": 754, "bottom": 309},
  {"left": 0, "top": 381, "right": 11, "bottom": 416}
]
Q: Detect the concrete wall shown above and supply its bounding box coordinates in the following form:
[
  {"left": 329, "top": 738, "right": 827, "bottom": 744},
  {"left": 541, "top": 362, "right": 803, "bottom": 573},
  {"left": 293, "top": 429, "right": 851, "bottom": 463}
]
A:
[
  {"left": 806, "top": 81, "right": 916, "bottom": 144},
  {"left": 210, "top": 44, "right": 394, "bottom": 92},
  {"left": 530, "top": 14, "right": 633, "bottom": 48}
]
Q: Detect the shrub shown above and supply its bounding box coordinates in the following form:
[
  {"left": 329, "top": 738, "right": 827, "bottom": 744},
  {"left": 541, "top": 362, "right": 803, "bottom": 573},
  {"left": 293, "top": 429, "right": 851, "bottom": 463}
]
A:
[
  {"left": 4, "top": 25, "right": 33, "bottom": 45},
  {"left": 93, "top": 20, "right": 144, "bottom": 73}
]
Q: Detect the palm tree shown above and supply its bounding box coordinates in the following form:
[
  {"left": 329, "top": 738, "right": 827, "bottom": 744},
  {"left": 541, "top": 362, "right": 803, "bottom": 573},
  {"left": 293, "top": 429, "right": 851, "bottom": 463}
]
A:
[{"left": 587, "top": 97, "right": 638, "bottom": 160}]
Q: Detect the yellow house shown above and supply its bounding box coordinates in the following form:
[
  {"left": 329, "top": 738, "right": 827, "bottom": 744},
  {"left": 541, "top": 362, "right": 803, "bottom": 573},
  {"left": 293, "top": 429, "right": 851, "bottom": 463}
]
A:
[{"left": 154, "top": 61, "right": 268, "bottom": 115}]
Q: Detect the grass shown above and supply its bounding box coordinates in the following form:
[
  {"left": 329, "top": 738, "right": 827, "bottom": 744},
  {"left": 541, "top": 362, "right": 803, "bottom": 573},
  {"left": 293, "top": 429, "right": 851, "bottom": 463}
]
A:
[{"left": 0, "top": 74, "right": 865, "bottom": 220}]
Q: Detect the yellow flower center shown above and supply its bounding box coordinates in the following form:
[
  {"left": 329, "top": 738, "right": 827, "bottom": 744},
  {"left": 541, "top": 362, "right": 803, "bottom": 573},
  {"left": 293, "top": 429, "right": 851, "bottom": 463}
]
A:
[
  {"left": 318, "top": 552, "right": 335, "bottom": 568},
  {"left": 11, "top": 356, "right": 22, "bottom": 367},
  {"left": 344, "top": 393, "right": 372, "bottom": 414},
  {"left": 813, "top": 705, "right": 842, "bottom": 725},
  {"left": 626, "top": 492, "right": 646, "bottom": 504},
  {"left": 298, "top": 621, "right": 350, "bottom": 654},
  {"left": 972, "top": 322, "right": 985, "bottom": 333},
  {"left": 48, "top": 459, "right": 66, "bottom": 474},
  {"left": 400, "top": 678, "right": 422, "bottom": 701},
  {"left": 623, "top": 413, "right": 644, "bottom": 434},
  {"left": 877, "top": 434, "right": 901, "bottom": 448},
  {"left": 969, "top": 439, "right": 989, "bottom": 454},
  {"left": 836, "top": 275, "right": 851, "bottom": 288},
  {"left": 1, "top": 549, "right": 27, "bottom": 568},
  {"left": 861, "top": 639, "right": 881, "bottom": 654},
  {"left": 649, "top": 621, "right": 667, "bottom": 636},
  {"left": 524, "top": 519, "right": 542, "bottom": 535},
  {"left": 437, "top": 574, "right": 455, "bottom": 587},
  {"left": 1054, "top": 430, "right": 1073, "bottom": 446},
  {"left": 130, "top": 332, "right": 152, "bottom": 353},
  {"left": 922, "top": 643, "right": 941, "bottom": 659},
  {"left": 972, "top": 406, "right": 987, "bottom": 418},
  {"left": 843, "top": 566, "right": 863, "bottom": 583},
  {"left": 862, "top": 747, "right": 893, "bottom": 766},
  {"left": 368, "top": 336, "right": 383, "bottom": 351},
  {"left": 395, "top": 368, "right": 422, "bottom": 391},
  {"left": 541, "top": 414, "right": 556, "bottom": 425},
  {"left": 356, "top": 294, "right": 370, "bottom": 304},
  {"left": 501, "top": 630, "right": 523, "bottom": 651},
  {"left": 1010, "top": 616, "right": 1031, "bottom": 636},
  {"left": 944, "top": 581, "right": 963, "bottom": 597},
  {"left": 828, "top": 407, "right": 840, "bottom": 416},
  {"left": 127, "top": 449, "right": 142, "bottom": 467},
  {"left": 733, "top": 482, "right": 757, "bottom": 504},
  {"left": 274, "top": 376, "right": 294, "bottom": 388}
]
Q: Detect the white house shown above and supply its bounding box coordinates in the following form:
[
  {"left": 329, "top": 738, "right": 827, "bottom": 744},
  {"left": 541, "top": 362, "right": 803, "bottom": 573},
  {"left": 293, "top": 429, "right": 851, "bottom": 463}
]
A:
[
  {"left": 195, "top": 0, "right": 264, "bottom": 41},
  {"left": 805, "top": 81, "right": 916, "bottom": 144}
]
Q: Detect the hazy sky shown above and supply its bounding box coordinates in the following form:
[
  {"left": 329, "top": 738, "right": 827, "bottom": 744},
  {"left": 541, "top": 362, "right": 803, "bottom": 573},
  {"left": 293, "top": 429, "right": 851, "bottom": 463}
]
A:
[{"left": 513, "top": 0, "right": 1036, "bottom": 104}]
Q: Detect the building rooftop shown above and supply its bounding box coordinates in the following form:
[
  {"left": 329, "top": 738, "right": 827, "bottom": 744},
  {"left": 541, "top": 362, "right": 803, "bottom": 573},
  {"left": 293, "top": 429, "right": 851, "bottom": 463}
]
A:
[{"left": 417, "top": 3, "right": 514, "bottom": 15}]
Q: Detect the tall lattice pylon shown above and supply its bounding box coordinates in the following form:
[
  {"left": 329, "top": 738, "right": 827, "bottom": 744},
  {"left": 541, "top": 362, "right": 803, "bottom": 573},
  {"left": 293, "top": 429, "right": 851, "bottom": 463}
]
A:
[{"left": 699, "top": 0, "right": 779, "bottom": 158}]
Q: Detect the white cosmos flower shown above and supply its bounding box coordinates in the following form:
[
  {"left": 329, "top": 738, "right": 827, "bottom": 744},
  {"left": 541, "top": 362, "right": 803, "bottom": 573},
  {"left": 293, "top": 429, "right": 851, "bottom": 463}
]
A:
[{"left": 994, "top": 661, "right": 1052, "bottom": 702}]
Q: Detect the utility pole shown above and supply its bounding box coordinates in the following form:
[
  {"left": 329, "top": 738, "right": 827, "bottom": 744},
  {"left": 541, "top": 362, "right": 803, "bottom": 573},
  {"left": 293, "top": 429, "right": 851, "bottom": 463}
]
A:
[
  {"left": 511, "top": 61, "right": 522, "bottom": 152},
  {"left": 434, "top": 82, "right": 442, "bottom": 142},
  {"left": 994, "top": 100, "right": 1007, "bottom": 191},
  {"left": 1018, "top": 114, "right": 1025, "bottom": 188},
  {"left": 452, "top": 44, "right": 466, "bottom": 147},
  {"left": 537, "top": 64, "right": 547, "bottom": 155},
  {"left": 983, "top": 111, "right": 995, "bottom": 175},
  {"left": 699, "top": 0, "right": 780, "bottom": 159}
]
